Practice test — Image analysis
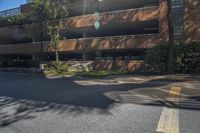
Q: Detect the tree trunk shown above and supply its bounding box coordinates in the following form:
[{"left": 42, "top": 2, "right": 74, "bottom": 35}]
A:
[
  {"left": 167, "top": 0, "right": 174, "bottom": 74},
  {"left": 40, "top": 22, "right": 44, "bottom": 62},
  {"left": 55, "top": 50, "right": 59, "bottom": 64},
  {"left": 55, "top": 28, "right": 60, "bottom": 64}
]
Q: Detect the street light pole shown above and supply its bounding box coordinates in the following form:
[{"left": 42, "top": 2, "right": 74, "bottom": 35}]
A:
[{"left": 167, "top": 0, "right": 174, "bottom": 74}]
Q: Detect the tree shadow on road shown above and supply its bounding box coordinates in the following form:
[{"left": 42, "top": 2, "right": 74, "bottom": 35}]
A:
[{"left": 0, "top": 73, "right": 199, "bottom": 127}]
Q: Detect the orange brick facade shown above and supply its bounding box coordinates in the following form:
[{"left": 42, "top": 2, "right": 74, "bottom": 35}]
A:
[
  {"left": 0, "top": 0, "right": 169, "bottom": 55},
  {"left": 0, "top": 0, "right": 199, "bottom": 62},
  {"left": 184, "top": 0, "right": 200, "bottom": 43}
]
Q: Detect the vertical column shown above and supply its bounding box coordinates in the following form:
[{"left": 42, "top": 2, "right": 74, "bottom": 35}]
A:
[
  {"left": 32, "top": 55, "right": 35, "bottom": 61},
  {"left": 82, "top": 0, "right": 88, "bottom": 15},
  {"left": 171, "top": 0, "right": 184, "bottom": 43}
]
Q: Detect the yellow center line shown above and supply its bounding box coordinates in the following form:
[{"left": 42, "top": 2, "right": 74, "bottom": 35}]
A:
[{"left": 156, "top": 87, "right": 181, "bottom": 133}]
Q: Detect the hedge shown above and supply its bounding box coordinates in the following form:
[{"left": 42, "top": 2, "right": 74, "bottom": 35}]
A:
[
  {"left": 0, "top": 14, "right": 34, "bottom": 27},
  {"left": 0, "top": 60, "right": 40, "bottom": 68},
  {"left": 145, "top": 42, "right": 200, "bottom": 73}
]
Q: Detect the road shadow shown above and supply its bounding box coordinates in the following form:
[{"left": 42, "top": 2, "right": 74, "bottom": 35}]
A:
[{"left": 0, "top": 73, "right": 199, "bottom": 127}]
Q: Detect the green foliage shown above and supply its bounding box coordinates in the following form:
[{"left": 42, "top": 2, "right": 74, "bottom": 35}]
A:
[
  {"left": 56, "top": 64, "right": 70, "bottom": 74},
  {"left": 47, "top": 25, "right": 61, "bottom": 51},
  {"left": 31, "top": 0, "right": 49, "bottom": 23},
  {"left": 46, "top": 67, "right": 129, "bottom": 79},
  {"left": 174, "top": 42, "right": 200, "bottom": 73},
  {"left": 77, "top": 71, "right": 129, "bottom": 79},
  {"left": 145, "top": 42, "right": 168, "bottom": 73},
  {"left": 0, "top": 14, "right": 33, "bottom": 27},
  {"left": 31, "top": 0, "right": 68, "bottom": 22},
  {"left": 0, "top": 60, "right": 40, "bottom": 68},
  {"left": 46, "top": 63, "right": 71, "bottom": 75},
  {"left": 31, "top": 0, "right": 69, "bottom": 62},
  {"left": 145, "top": 42, "right": 200, "bottom": 73}
]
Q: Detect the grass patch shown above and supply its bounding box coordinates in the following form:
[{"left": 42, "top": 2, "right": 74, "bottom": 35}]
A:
[
  {"left": 44, "top": 64, "right": 134, "bottom": 79},
  {"left": 77, "top": 71, "right": 129, "bottom": 79},
  {"left": 45, "top": 69, "right": 130, "bottom": 79},
  {"left": 44, "top": 69, "right": 76, "bottom": 76}
]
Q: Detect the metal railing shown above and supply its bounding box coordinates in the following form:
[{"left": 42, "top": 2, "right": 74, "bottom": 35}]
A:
[
  {"left": 0, "top": 8, "right": 20, "bottom": 17},
  {"left": 26, "top": 0, "right": 34, "bottom": 3}
]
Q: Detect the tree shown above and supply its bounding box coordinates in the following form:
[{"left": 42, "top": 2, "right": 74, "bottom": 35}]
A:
[
  {"left": 31, "top": 0, "right": 68, "bottom": 63},
  {"left": 167, "top": 0, "right": 174, "bottom": 74},
  {"left": 31, "top": 0, "right": 49, "bottom": 61}
]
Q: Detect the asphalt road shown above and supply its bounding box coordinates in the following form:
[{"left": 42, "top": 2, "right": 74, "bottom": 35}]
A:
[{"left": 0, "top": 72, "right": 200, "bottom": 133}]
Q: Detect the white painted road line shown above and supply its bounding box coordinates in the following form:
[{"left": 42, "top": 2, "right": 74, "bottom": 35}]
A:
[{"left": 156, "top": 87, "right": 181, "bottom": 133}]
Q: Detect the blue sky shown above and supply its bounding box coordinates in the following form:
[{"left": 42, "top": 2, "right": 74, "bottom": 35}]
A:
[{"left": 0, "top": 0, "right": 26, "bottom": 11}]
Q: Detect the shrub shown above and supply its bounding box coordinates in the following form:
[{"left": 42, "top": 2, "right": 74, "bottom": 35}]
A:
[
  {"left": 0, "top": 14, "right": 33, "bottom": 27},
  {"left": 144, "top": 42, "right": 168, "bottom": 73},
  {"left": 0, "top": 61, "right": 9, "bottom": 68},
  {"left": 174, "top": 42, "right": 200, "bottom": 73},
  {"left": 0, "top": 60, "right": 40, "bottom": 68},
  {"left": 12, "top": 60, "right": 40, "bottom": 68},
  {"left": 145, "top": 42, "right": 200, "bottom": 74}
]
